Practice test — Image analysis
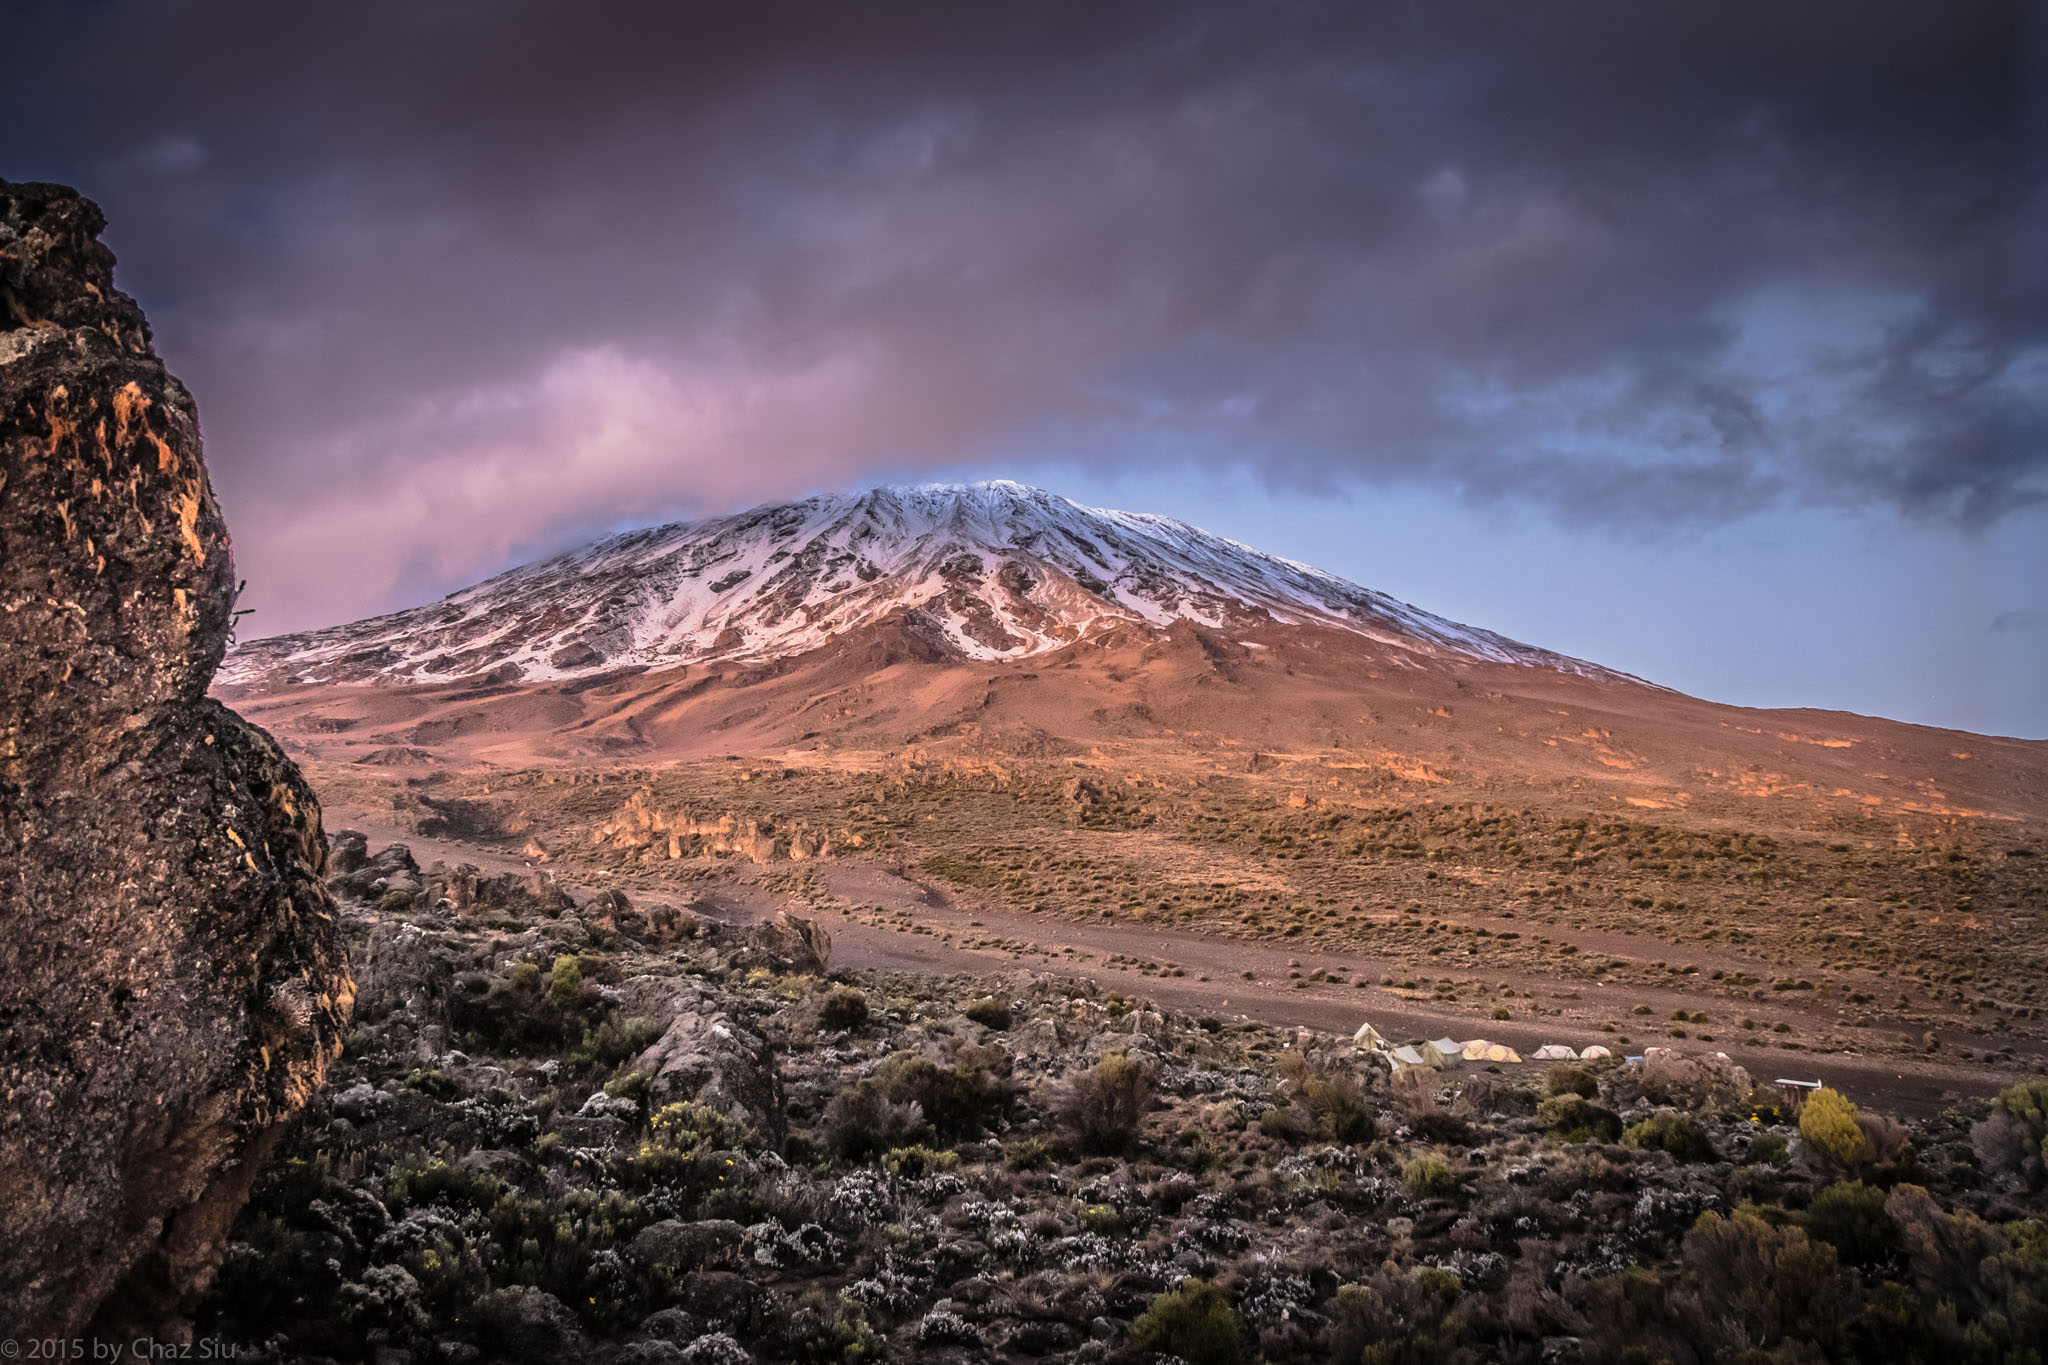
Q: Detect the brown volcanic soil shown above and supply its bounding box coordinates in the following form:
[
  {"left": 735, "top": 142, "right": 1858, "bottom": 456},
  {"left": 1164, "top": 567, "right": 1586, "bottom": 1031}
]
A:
[
  {"left": 223, "top": 619, "right": 2048, "bottom": 1115},
  {"left": 224, "top": 619, "right": 2048, "bottom": 829},
  {"left": 328, "top": 813, "right": 2019, "bottom": 1119}
]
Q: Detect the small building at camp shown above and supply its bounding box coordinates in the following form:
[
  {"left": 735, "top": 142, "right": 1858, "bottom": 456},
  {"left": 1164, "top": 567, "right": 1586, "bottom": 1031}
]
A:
[{"left": 1775, "top": 1078, "right": 1822, "bottom": 1110}]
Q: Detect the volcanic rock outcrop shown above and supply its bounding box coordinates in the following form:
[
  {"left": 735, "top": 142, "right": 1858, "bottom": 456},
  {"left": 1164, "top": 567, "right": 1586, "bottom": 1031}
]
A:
[{"left": 0, "top": 182, "right": 353, "bottom": 1340}]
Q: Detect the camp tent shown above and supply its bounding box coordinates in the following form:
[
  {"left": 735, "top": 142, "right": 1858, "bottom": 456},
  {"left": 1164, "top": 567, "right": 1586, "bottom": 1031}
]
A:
[
  {"left": 1579, "top": 1045, "right": 1613, "bottom": 1060},
  {"left": 1353, "top": 1022, "right": 1388, "bottom": 1050},
  {"left": 1420, "top": 1041, "right": 1452, "bottom": 1068},
  {"left": 1388, "top": 1045, "right": 1432, "bottom": 1071},
  {"left": 1461, "top": 1039, "right": 1523, "bottom": 1063},
  {"left": 1429, "top": 1037, "right": 1463, "bottom": 1058},
  {"left": 1532, "top": 1044, "right": 1579, "bottom": 1061}
]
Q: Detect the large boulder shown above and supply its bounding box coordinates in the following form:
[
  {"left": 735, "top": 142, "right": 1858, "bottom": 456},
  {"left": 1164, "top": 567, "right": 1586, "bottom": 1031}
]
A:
[
  {"left": 731, "top": 911, "right": 832, "bottom": 975},
  {"left": 0, "top": 182, "right": 353, "bottom": 1340},
  {"left": 327, "top": 840, "right": 424, "bottom": 901},
  {"left": 622, "top": 978, "right": 786, "bottom": 1144}
]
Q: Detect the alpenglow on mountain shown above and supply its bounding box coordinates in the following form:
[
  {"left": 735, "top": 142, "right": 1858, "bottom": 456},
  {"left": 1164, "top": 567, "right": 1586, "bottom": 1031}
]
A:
[{"left": 222, "top": 482, "right": 1630, "bottom": 687}]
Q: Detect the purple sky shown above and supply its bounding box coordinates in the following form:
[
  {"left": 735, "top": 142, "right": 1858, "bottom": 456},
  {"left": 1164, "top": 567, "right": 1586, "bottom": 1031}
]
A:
[{"left": 6, "top": 1, "right": 2044, "bottom": 735}]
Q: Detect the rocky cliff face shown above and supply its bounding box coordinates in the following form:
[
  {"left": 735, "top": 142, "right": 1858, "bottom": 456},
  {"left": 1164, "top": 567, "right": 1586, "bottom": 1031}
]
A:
[{"left": 0, "top": 182, "right": 354, "bottom": 1340}]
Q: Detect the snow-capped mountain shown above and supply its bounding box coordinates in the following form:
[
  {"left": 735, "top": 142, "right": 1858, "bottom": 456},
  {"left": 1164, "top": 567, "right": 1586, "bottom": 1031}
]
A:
[{"left": 222, "top": 481, "right": 1631, "bottom": 687}]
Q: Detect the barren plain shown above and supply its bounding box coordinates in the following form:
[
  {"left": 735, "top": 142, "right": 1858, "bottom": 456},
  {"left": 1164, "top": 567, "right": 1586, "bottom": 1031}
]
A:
[{"left": 222, "top": 620, "right": 2048, "bottom": 1116}]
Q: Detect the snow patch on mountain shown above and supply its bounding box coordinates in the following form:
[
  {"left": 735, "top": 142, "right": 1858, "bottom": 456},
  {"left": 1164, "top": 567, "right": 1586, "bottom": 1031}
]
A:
[{"left": 222, "top": 481, "right": 1633, "bottom": 686}]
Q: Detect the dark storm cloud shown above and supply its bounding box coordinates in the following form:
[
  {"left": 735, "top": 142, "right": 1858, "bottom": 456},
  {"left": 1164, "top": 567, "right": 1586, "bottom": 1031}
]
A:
[{"left": 3, "top": 0, "right": 2040, "bottom": 630}]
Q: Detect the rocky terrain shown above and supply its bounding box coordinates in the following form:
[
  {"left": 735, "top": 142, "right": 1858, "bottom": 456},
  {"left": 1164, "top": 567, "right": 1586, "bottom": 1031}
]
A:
[
  {"left": 0, "top": 181, "right": 352, "bottom": 1339},
  {"left": 249, "top": 749, "right": 2048, "bottom": 1120},
  {"left": 199, "top": 840, "right": 2048, "bottom": 1364}
]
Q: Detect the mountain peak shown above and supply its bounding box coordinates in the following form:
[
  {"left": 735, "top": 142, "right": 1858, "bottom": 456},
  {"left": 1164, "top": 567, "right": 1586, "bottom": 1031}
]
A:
[{"left": 222, "top": 482, "right": 1633, "bottom": 688}]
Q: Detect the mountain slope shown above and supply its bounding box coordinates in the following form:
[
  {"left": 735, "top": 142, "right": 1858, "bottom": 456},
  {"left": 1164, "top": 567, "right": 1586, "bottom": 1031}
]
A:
[
  {"left": 220, "top": 480, "right": 2048, "bottom": 830},
  {"left": 223, "top": 482, "right": 1634, "bottom": 688}
]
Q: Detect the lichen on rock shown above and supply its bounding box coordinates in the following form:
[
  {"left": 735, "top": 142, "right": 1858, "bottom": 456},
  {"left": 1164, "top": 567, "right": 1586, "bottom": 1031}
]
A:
[{"left": 0, "top": 180, "right": 353, "bottom": 1341}]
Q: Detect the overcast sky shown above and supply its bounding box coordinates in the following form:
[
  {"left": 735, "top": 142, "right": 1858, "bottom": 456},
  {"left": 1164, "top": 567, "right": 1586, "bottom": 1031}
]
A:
[{"left": 5, "top": 1, "right": 2044, "bottom": 736}]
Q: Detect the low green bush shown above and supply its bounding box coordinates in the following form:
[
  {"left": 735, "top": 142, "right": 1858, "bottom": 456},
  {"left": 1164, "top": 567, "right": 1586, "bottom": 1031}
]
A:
[
  {"left": 479, "top": 1186, "right": 651, "bottom": 1333},
  {"left": 544, "top": 953, "right": 584, "bottom": 1011},
  {"left": 1078, "top": 1202, "right": 1123, "bottom": 1234},
  {"left": 1403, "top": 1151, "right": 1456, "bottom": 1200},
  {"left": 400, "top": 1067, "right": 459, "bottom": 1101},
  {"left": 1055, "top": 1051, "right": 1153, "bottom": 1154},
  {"left": 878, "top": 1048, "right": 1013, "bottom": 1138},
  {"left": 613, "top": 1101, "right": 757, "bottom": 1189},
  {"left": 1972, "top": 1076, "right": 2048, "bottom": 1190},
  {"left": 1259, "top": 1104, "right": 1308, "bottom": 1142},
  {"left": 1002, "top": 1136, "right": 1053, "bottom": 1170},
  {"left": 567, "top": 1014, "right": 663, "bottom": 1074},
  {"left": 1622, "top": 1109, "right": 1716, "bottom": 1162},
  {"left": 823, "top": 1045, "right": 1014, "bottom": 1158},
  {"left": 1547, "top": 1065, "right": 1599, "bottom": 1099},
  {"left": 823, "top": 1085, "right": 931, "bottom": 1161},
  {"left": 818, "top": 985, "right": 870, "bottom": 1032},
  {"left": 880, "top": 1144, "right": 958, "bottom": 1178},
  {"left": 450, "top": 955, "right": 616, "bottom": 1058},
  {"left": 1302, "top": 1073, "right": 1378, "bottom": 1143},
  {"left": 1538, "top": 1094, "right": 1623, "bottom": 1144},
  {"left": 1683, "top": 1208, "right": 1850, "bottom": 1357},
  {"left": 1131, "top": 1280, "right": 1241, "bottom": 1365},
  {"left": 1803, "top": 1181, "right": 1898, "bottom": 1267},
  {"left": 787, "top": 1289, "right": 886, "bottom": 1364},
  {"left": 1324, "top": 1266, "right": 1464, "bottom": 1365},
  {"left": 1748, "top": 1131, "right": 1791, "bottom": 1166},
  {"left": 383, "top": 1152, "right": 505, "bottom": 1213},
  {"left": 962, "top": 995, "right": 1013, "bottom": 1030},
  {"left": 1800, "top": 1088, "right": 1872, "bottom": 1172}
]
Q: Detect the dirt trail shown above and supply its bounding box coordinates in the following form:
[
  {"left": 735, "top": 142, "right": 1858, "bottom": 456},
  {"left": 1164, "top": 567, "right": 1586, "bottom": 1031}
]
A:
[
  {"left": 336, "top": 813, "right": 2015, "bottom": 1118},
  {"left": 804, "top": 863, "right": 2011, "bottom": 1118}
]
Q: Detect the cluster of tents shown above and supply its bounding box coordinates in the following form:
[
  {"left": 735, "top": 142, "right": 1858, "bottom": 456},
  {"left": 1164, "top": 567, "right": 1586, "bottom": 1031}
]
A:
[{"left": 1352, "top": 1021, "right": 1613, "bottom": 1073}]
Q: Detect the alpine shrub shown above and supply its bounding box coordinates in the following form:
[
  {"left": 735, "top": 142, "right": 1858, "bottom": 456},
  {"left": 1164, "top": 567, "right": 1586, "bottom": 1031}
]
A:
[
  {"left": 1971, "top": 1077, "right": 2048, "bottom": 1190},
  {"left": 1799, "top": 1087, "right": 1872, "bottom": 1172},
  {"left": 1547, "top": 1065, "right": 1599, "bottom": 1099},
  {"left": 1055, "top": 1051, "right": 1153, "bottom": 1154},
  {"left": 1803, "top": 1181, "right": 1898, "bottom": 1267},
  {"left": 1538, "top": 1094, "right": 1622, "bottom": 1144},
  {"left": 1622, "top": 1109, "right": 1716, "bottom": 1163},
  {"left": 962, "top": 995, "right": 1013, "bottom": 1030},
  {"left": 817, "top": 985, "right": 870, "bottom": 1033},
  {"left": 1403, "top": 1151, "right": 1456, "bottom": 1200},
  {"left": 1131, "top": 1280, "right": 1240, "bottom": 1365}
]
